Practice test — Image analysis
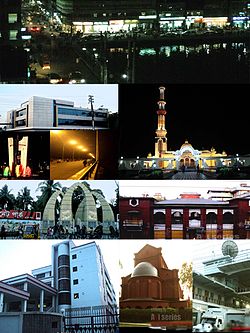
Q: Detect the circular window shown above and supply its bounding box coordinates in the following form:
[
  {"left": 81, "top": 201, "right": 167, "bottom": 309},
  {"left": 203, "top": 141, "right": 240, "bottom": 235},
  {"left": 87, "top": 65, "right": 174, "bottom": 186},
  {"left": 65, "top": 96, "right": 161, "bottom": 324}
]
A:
[{"left": 129, "top": 199, "right": 139, "bottom": 207}]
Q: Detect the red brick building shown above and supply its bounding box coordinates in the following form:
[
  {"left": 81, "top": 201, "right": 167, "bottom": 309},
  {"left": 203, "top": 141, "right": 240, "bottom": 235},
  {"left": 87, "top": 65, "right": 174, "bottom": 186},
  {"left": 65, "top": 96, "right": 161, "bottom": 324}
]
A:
[
  {"left": 119, "top": 193, "right": 250, "bottom": 239},
  {"left": 120, "top": 244, "right": 189, "bottom": 309}
]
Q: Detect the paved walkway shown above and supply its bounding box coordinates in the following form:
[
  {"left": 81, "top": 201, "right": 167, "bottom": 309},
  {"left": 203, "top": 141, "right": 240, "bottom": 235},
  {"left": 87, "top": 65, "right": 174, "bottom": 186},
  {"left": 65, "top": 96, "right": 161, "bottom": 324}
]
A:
[{"left": 171, "top": 171, "right": 207, "bottom": 180}]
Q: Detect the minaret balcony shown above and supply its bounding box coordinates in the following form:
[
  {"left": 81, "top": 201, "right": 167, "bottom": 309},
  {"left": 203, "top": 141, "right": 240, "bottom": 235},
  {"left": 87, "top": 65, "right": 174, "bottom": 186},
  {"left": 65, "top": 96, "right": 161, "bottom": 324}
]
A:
[
  {"left": 157, "top": 109, "right": 167, "bottom": 115},
  {"left": 156, "top": 129, "right": 167, "bottom": 137}
]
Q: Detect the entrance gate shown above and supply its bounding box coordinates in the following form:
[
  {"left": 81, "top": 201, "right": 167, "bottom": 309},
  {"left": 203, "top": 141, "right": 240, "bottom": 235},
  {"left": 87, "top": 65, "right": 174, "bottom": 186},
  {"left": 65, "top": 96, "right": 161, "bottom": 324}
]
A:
[{"left": 64, "top": 306, "right": 119, "bottom": 333}]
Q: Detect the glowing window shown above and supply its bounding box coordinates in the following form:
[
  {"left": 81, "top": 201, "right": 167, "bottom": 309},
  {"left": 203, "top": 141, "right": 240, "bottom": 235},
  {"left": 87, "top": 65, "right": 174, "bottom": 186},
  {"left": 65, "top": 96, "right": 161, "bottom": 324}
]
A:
[
  {"left": 8, "top": 13, "right": 17, "bottom": 24},
  {"left": 9, "top": 30, "right": 18, "bottom": 40}
]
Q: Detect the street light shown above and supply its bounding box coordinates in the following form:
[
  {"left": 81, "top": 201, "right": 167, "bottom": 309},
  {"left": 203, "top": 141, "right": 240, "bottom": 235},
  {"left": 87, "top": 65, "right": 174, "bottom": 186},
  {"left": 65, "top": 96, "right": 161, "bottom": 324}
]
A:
[
  {"left": 77, "top": 145, "right": 87, "bottom": 160},
  {"left": 51, "top": 130, "right": 65, "bottom": 160},
  {"left": 69, "top": 140, "right": 77, "bottom": 160}
]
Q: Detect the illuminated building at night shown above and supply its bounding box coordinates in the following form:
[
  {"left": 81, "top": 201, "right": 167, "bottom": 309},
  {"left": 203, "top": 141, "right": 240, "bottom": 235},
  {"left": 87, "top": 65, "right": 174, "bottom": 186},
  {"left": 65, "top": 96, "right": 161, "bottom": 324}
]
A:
[
  {"left": 119, "top": 86, "right": 233, "bottom": 175},
  {"left": 0, "top": 0, "right": 22, "bottom": 46},
  {"left": 0, "top": 0, "right": 27, "bottom": 82},
  {"left": 55, "top": 0, "right": 250, "bottom": 32},
  {"left": 149, "top": 86, "right": 227, "bottom": 170}
]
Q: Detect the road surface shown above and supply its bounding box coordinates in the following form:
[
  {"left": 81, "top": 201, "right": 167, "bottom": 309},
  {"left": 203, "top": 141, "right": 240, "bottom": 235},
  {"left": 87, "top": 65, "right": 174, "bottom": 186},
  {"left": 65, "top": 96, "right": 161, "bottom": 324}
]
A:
[{"left": 50, "top": 160, "right": 88, "bottom": 179}]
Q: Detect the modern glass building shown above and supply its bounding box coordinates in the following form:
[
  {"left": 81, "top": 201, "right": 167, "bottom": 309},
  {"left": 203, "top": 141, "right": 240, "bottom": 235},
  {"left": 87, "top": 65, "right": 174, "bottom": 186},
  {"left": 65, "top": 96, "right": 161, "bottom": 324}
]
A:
[{"left": 6, "top": 96, "right": 109, "bottom": 130}]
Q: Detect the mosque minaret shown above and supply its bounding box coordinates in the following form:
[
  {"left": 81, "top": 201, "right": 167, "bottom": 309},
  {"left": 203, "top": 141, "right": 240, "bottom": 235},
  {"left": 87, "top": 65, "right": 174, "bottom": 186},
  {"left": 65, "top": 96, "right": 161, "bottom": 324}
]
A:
[{"left": 155, "top": 86, "right": 167, "bottom": 157}]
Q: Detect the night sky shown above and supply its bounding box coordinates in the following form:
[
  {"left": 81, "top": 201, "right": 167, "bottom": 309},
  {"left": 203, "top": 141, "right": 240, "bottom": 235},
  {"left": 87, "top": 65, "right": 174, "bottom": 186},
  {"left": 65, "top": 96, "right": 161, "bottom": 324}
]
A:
[{"left": 119, "top": 84, "right": 249, "bottom": 158}]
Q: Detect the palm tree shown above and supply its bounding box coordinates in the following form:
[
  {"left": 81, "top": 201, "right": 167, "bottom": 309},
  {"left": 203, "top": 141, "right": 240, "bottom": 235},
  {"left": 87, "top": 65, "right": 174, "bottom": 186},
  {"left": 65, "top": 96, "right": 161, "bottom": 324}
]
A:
[
  {"left": 36, "top": 180, "right": 62, "bottom": 211},
  {"left": 16, "top": 187, "right": 33, "bottom": 211},
  {"left": 0, "top": 185, "right": 16, "bottom": 210}
]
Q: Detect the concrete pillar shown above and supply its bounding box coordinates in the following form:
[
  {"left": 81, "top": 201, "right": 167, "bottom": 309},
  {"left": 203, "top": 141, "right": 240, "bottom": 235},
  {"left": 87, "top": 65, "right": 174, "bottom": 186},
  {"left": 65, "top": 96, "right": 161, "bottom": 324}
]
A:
[
  {"left": 22, "top": 300, "right": 27, "bottom": 312},
  {"left": 21, "top": 281, "right": 28, "bottom": 312},
  {"left": 23, "top": 282, "right": 28, "bottom": 291},
  {"left": 40, "top": 289, "right": 44, "bottom": 312},
  {"left": 0, "top": 292, "right": 4, "bottom": 312},
  {"left": 52, "top": 295, "right": 56, "bottom": 311}
]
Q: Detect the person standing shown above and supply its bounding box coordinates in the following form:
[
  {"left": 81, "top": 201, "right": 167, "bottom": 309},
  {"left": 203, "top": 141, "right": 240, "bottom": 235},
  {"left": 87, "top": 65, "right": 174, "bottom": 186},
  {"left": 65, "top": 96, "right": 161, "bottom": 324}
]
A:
[
  {"left": 1, "top": 224, "right": 6, "bottom": 239},
  {"left": 196, "top": 164, "right": 200, "bottom": 174}
]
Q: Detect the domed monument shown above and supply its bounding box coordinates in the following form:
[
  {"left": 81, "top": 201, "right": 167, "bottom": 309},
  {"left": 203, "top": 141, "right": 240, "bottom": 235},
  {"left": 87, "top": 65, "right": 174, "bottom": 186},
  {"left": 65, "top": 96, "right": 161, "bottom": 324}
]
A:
[{"left": 120, "top": 244, "right": 189, "bottom": 309}]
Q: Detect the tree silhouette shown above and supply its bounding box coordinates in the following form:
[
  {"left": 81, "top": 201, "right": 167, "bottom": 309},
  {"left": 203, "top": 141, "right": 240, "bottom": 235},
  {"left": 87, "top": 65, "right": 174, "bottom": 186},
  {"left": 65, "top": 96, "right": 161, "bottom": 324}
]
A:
[
  {"left": 0, "top": 185, "right": 16, "bottom": 210},
  {"left": 36, "top": 180, "right": 62, "bottom": 211},
  {"left": 16, "top": 187, "right": 33, "bottom": 210}
]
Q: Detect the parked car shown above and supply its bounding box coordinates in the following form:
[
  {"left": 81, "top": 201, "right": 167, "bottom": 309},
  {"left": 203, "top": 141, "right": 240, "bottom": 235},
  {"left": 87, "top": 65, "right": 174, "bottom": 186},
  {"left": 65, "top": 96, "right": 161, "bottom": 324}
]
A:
[
  {"left": 68, "top": 71, "right": 86, "bottom": 84},
  {"left": 42, "top": 60, "right": 50, "bottom": 70},
  {"left": 47, "top": 72, "right": 62, "bottom": 84}
]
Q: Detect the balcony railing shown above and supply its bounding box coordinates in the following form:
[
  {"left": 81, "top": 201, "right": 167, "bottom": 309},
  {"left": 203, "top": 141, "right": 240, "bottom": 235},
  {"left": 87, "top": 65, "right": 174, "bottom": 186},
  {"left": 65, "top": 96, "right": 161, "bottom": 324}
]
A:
[{"left": 122, "top": 220, "right": 143, "bottom": 227}]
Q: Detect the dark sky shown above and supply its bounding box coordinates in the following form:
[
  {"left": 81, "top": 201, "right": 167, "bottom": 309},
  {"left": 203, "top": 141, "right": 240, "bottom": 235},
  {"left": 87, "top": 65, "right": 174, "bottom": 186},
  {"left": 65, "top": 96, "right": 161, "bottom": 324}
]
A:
[{"left": 119, "top": 84, "right": 249, "bottom": 158}]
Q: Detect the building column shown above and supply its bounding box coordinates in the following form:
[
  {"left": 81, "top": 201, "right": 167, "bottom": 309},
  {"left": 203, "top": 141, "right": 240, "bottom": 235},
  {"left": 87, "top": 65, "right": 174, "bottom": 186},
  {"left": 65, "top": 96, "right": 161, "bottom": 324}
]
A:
[
  {"left": 22, "top": 281, "right": 28, "bottom": 312},
  {"left": 201, "top": 208, "right": 207, "bottom": 239},
  {"left": 22, "top": 299, "right": 27, "bottom": 312},
  {"left": 165, "top": 208, "right": 172, "bottom": 239},
  {"left": 0, "top": 292, "right": 4, "bottom": 312},
  {"left": 183, "top": 208, "right": 189, "bottom": 239},
  {"left": 40, "top": 290, "right": 44, "bottom": 313},
  {"left": 52, "top": 295, "right": 56, "bottom": 311},
  {"left": 217, "top": 208, "right": 223, "bottom": 239}
]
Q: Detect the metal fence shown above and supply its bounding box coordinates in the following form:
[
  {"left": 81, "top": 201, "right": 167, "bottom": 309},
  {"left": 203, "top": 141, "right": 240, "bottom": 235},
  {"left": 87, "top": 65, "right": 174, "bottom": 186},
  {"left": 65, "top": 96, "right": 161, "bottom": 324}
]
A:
[{"left": 64, "top": 305, "right": 119, "bottom": 333}]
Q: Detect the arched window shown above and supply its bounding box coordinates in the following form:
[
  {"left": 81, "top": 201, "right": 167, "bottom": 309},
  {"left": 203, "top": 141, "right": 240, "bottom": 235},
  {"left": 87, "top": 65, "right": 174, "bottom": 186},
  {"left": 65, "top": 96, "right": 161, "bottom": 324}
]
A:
[
  {"left": 206, "top": 212, "right": 217, "bottom": 224},
  {"left": 223, "top": 212, "right": 234, "bottom": 224},
  {"left": 154, "top": 212, "right": 165, "bottom": 224},
  {"left": 171, "top": 211, "right": 183, "bottom": 224}
]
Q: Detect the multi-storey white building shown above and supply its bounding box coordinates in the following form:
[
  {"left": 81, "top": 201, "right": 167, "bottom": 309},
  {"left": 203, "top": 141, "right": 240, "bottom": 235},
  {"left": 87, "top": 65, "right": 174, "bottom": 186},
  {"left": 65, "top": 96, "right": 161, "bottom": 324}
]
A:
[
  {"left": 6, "top": 96, "right": 109, "bottom": 130},
  {"left": 193, "top": 241, "right": 250, "bottom": 325},
  {"left": 0, "top": 241, "right": 118, "bottom": 333},
  {"left": 32, "top": 241, "right": 117, "bottom": 312}
]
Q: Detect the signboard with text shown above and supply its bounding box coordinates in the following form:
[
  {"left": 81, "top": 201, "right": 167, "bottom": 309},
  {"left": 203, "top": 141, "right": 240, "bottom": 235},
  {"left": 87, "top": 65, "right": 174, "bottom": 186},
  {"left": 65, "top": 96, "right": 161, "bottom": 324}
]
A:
[{"left": 0, "top": 210, "right": 41, "bottom": 220}]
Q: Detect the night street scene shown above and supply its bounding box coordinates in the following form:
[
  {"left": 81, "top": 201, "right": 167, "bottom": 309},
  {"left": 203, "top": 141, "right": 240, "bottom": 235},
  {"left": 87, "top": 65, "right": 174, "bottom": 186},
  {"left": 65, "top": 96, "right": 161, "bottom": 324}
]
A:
[
  {"left": 0, "top": 131, "right": 50, "bottom": 180},
  {"left": 0, "top": 180, "right": 119, "bottom": 239},
  {"left": 0, "top": 0, "right": 249, "bottom": 84},
  {"left": 50, "top": 129, "right": 119, "bottom": 180},
  {"left": 118, "top": 84, "right": 250, "bottom": 180}
]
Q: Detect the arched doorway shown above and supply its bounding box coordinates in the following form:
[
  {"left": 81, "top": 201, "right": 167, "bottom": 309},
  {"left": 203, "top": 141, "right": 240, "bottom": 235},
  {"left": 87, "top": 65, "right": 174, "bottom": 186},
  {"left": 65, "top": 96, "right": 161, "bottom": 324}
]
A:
[
  {"left": 206, "top": 212, "right": 217, "bottom": 239},
  {"left": 154, "top": 211, "right": 165, "bottom": 239},
  {"left": 179, "top": 152, "right": 196, "bottom": 169},
  {"left": 223, "top": 211, "right": 234, "bottom": 238}
]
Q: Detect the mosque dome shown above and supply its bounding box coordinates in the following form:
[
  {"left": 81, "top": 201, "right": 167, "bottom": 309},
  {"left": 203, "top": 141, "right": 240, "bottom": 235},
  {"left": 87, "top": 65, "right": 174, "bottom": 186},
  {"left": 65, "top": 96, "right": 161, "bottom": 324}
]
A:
[
  {"left": 180, "top": 140, "right": 193, "bottom": 149},
  {"left": 132, "top": 262, "right": 158, "bottom": 277}
]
